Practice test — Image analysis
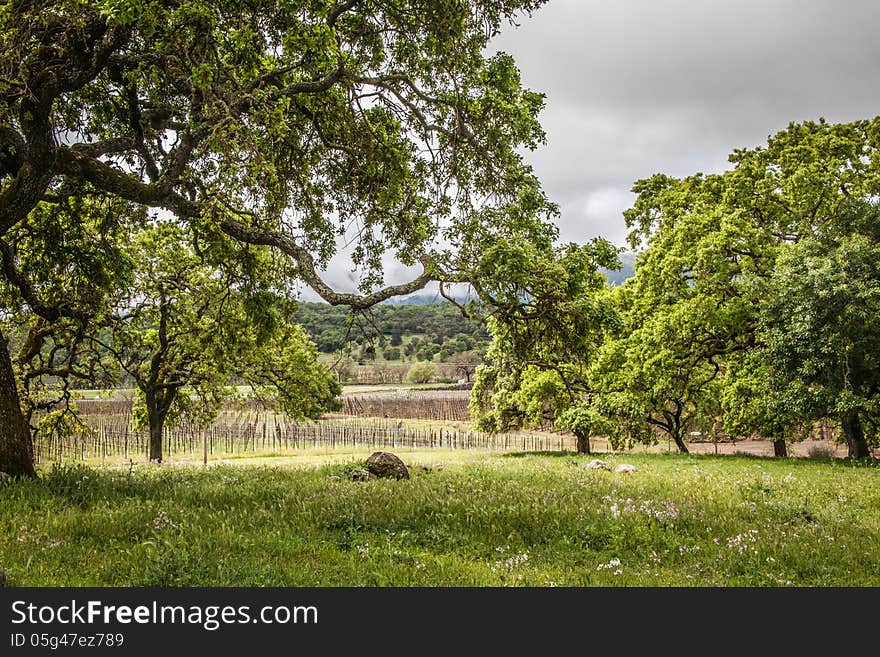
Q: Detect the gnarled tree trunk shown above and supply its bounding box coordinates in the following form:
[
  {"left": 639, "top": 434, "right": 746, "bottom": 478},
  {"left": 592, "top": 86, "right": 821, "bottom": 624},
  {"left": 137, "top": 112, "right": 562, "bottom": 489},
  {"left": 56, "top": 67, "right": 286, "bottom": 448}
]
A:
[
  {"left": 0, "top": 331, "right": 36, "bottom": 477},
  {"left": 575, "top": 430, "right": 591, "bottom": 454},
  {"left": 841, "top": 410, "right": 871, "bottom": 459},
  {"left": 144, "top": 389, "right": 165, "bottom": 463},
  {"left": 672, "top": 430, "right": 689, "bottom": 454},
  {"left": 148, "top": 416, "right": 164, "bottom": 463},
  {"left": 772, "top": 438, "right": 788, "bottom": 457},
  {"left": 144, "top": 382, "right": 180, "bottom": 463}
]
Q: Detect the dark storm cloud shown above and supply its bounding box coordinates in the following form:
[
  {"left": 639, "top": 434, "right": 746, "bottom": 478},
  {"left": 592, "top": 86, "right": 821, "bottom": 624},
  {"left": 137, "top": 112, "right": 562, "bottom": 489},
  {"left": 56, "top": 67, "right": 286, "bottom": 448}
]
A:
[{"left": 489, "top": 0, "right": 880, "bottom": 245}]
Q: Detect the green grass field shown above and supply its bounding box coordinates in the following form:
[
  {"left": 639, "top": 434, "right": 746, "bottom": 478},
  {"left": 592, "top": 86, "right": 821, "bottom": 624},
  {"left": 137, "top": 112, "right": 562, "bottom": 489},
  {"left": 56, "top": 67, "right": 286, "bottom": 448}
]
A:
[{"left": 1, "top": 449, "right": 878, "bottom": 586}]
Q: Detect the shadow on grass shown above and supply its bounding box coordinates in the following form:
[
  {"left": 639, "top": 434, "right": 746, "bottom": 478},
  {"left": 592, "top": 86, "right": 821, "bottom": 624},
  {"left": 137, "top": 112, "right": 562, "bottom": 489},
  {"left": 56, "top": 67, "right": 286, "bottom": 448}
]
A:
[
  {"left": 500, "top": 448, "right": 879, "bottom": 469},
  {"left": 661, "top": 450, "right": 880, "bottom": 468},
  {"left": 501, "top": 450, "right": 578, "bottom": 458}
]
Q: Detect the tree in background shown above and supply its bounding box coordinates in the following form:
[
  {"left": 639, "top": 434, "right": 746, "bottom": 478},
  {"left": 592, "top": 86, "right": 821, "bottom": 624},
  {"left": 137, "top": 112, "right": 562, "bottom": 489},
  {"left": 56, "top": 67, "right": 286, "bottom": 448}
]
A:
[
  {"left": 382, "top": 346, "right": 401, "bottom": 362},
  {"left": 469, "top": 239, "right": 620, "bottom": 453},
  {"left": 724, "top": 201, "right": 880, "bottom": 458},
  {"left": 406, "top": 361, "right": 436, "bottom": 384},
  {"left": 621, "top": 117, "right": 880, "bottom": 456},
  {"left": 452, "top": 349, "right": 483, "bottom": 382},
  {"left": 587, "top": 282, "right": 726, "bottom": 453},
  {"left": 0, "top": 1, "right": 557, "bottom": 476},
  {"left": 720, "top": 357, "right": 808, "bottom": 457},
  {"left": 91, "top": 222, "right": 338, "bottom": 462}
]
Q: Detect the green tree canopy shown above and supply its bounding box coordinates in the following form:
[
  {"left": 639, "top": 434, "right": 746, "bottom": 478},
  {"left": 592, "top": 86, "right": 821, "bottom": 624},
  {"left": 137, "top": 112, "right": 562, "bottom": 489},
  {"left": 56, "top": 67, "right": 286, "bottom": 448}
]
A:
[
  {"left": 621, "top": 117, "right": 880, "bottom": 456},
  {"left": 90, "top": 221, "right": 339, "bottom": 462},
  {"left": 0, "top": 0, "right": 557, "bottom": 476},
  {"left": 469, "top": 238, "right": 620, "bottom": 453},
  {"left": 405, "top": 360, "right": 435, "bottom": 384},
  {"left": 724, "top": 201, "right": 880, "bottom": 458}
]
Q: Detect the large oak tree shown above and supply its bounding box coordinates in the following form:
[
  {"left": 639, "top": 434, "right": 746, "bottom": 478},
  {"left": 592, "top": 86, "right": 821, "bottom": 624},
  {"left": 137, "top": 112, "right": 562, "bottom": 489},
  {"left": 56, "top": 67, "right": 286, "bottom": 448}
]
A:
[
  {"left": 624, "top": 118, "right": 880, "bottom": 457},
  {"left": 469, "top": 239, "right": 620, "bottom": 454},
  {"left": 0, "top": 0, "right": 556, "bottom": 476}
]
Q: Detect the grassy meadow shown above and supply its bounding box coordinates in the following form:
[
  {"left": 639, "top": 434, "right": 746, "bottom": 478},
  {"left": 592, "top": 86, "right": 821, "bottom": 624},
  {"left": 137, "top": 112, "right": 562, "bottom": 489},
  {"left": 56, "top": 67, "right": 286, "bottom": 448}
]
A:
[{"left": 1, "top": 448, "right": 878, "bottom": 586}]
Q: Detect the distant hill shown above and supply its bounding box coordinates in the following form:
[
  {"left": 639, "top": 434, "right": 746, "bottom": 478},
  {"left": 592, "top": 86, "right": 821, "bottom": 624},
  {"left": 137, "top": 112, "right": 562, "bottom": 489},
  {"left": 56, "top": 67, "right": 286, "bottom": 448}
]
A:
[
  {"left": 294, "top": 301, "right": 489, "bottom": 358},
  {"left": 601, "top": 251, "right": 636, "bottom": 286},
  {"left": 381, "top": 252, "right": 636, "bottom": 305},
  {"left": 295, "top": 252, "right": 637, "bottom": 362},
  {"left": 381, "top": 292, "right": 473, "bottom": 306}
]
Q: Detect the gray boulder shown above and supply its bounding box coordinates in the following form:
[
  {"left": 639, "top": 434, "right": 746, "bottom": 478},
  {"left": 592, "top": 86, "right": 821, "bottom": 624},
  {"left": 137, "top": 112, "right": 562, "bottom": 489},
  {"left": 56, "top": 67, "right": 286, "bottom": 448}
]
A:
[
  {"left": 585, "top": 459, "right": 611, "bottom": 471},
  {"left": 615, "top": 463, "right": 638, "bottom": 474},
  {"left": 366, "top": 451, "right": 410, "bottom": 480}
]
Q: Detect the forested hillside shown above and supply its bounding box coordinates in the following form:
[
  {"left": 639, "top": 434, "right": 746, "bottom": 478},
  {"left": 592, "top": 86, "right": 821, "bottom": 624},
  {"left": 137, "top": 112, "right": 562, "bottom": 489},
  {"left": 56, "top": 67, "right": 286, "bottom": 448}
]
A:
[
  {"left": 295, "top": 254, "right": 636, "bottom": 360},
  {"left": 294, "top": 302, "right": 490, "bottom": 363},
  {"left": 601, "top": 251, "right": 636, "bottom": 286}
]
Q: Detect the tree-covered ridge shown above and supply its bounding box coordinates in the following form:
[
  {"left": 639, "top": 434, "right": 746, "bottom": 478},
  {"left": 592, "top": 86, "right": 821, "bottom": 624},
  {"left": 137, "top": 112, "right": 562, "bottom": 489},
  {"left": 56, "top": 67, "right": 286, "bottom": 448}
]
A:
[
  {"left": 600, "top": 251, "right": 635, "bottom": 286},
  {"left": 294, "top": 301, "right": 489, "bottom": 361}
]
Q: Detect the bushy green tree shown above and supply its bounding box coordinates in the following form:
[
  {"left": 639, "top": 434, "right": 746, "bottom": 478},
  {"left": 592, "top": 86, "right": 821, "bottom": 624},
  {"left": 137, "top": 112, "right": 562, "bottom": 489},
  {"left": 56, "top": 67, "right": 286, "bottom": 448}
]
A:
[
  {"left": 620, "top": 118, "right": 880, "bottom": 456},
  {"left": 469, "top": 239, "right": 620, "bottom": 453},
  {"left": 724, "top": 201, "right": 880, "bottom": 458},
  {"left": 92, "top": 222, "right": 338, "bottom": 462},
  {"left": 406, "top": 360, "right": 436, "bottom": 384},
  {"left": 382, "top": 346, "right": 401, "bottom": 361}
]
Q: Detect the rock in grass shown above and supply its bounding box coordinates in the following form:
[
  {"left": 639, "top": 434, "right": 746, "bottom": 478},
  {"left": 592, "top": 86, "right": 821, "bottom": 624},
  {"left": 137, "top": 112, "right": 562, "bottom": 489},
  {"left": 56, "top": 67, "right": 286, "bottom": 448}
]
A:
[
  {"left": 365, "top": 451, "right": 410, "bottom": 480},
  {"left": 585, "top": 459, "right": 611, "bottom": 471},
  {"left": 615, "top": 463, "right": 638, "bottom": 474},
  {"left": 0, "top": 565, "right": 8, "bottom": 587},
  {"left": 350, "top": 468, "right": 377, "bottom": 482}
]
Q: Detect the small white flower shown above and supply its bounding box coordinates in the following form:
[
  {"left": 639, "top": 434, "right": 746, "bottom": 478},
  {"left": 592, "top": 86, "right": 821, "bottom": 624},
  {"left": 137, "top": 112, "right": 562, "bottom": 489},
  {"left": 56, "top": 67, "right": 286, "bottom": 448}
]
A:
[{"left": 597, "top": 557, "right": 622, "bottom": 572}]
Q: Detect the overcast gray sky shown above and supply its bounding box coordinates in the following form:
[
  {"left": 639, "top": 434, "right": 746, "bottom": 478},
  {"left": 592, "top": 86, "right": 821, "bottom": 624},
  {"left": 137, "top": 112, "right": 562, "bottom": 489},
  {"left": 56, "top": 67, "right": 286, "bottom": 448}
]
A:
[
  {"left": 305, "top": 0, "right": 880, "bottom": 299},
  {"left": 490, "top": 0, "right": 880, "bottom": 246}
]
